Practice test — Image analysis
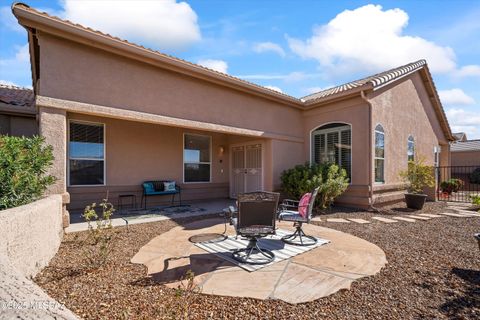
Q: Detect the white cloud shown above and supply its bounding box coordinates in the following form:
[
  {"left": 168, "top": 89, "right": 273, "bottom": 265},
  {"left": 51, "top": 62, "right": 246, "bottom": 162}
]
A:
[
  {"left": 439, "top": 89, "right": 475, "bottom": 106},
  {"left": 0, "top": 6, "right": 23, "bottom": 32},
  {"left": 455, "top": 65, "right": 480, "bottom": 78},
  {"left": 0, "top": 44, "right": 31, "bottom": 87},
  {"left": 264, "top": 85, "right": 283, "bottom": 93},
  {"left": 238, "top": 71, "right": 319, "bottom": 82},
  {"left": 61, "top": 0, "right": 201, "bottom": 50},
  {"left": 253, "top": 42, "right": 286, "bottom": 57},
  {"left": 197, "top": 59, "right": 228, "bottom": 73},
  {"left": 446, "top": 108, "right": 480, "bottom": 139},
  {"left": 287, "top": 4, "right": 457, "bottom": 75},
  {"left": 303, "top": 86, "right": 333, "bottom": 95}
]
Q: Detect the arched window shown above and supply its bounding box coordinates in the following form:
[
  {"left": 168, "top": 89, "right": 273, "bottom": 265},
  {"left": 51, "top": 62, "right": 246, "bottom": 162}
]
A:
[
  {"left": 311, "top": 123, "right": 351, "bottom": 180},
  {"left": 374, "top": 124, "right": 385, "bottom": 183},
  {"left": 407, "top": 135, "right": 415, "bottom": 162}
]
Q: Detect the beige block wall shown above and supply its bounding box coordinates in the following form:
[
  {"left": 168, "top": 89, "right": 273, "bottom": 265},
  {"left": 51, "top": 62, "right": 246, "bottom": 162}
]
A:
[
  {"left": 37, "top": 33, "right": 303, "bottom": 142},
  {"left": 369, "top": 73, "right": 444, "bottom": 185}
]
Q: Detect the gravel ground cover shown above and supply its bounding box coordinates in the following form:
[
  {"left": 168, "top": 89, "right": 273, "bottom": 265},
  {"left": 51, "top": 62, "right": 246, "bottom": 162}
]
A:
[{"left": 34, "top": 204, "right": 480, "bottom": 319}]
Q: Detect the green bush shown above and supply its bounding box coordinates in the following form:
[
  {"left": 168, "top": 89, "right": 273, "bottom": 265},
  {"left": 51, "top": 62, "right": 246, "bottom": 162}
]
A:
[
  {"left": 399, "top": 157, "right": 435, "bottom": 194},
  {"left": 0, "top": 135, "right": 56, "bottom": 210},
  {"left": 470, "top": 168, "right": 480, "bottom": 185},
  {"left": 440, "top": 178, "right": 464, "bottom": 194},
  {"left": 280, "top": 162, "right": 349, "bottom": 209}
]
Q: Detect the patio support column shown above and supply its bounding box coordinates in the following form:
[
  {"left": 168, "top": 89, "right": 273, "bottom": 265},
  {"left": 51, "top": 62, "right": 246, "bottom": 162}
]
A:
[{"left": 39, "top": 106, "right": 70, "bottom": 227}]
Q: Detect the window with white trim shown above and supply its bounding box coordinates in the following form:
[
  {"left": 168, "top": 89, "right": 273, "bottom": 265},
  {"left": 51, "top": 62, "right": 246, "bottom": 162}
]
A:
[
  {"left": 407, "top": 135, "right": 415, "bottom": 162},
  {"left": 312, "top": 123, "right": 351, "bottom": 180},
  {"left": 184, "top": 133, "right": 211, "bottom": 183},
  {"left": 69, "top": 121, "right": 105, "bottom": 186},
  {"left": 374, "top": 124, "right": 385, "bottom": 183}
]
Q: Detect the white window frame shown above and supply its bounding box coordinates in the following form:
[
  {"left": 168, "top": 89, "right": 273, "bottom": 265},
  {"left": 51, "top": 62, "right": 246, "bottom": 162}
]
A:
[
  {"left": 67, "top": 120, "right": 106, "bottom": 187},
  {"left": 311, "top": 124, "right": 352, "bottom": 181},
  {"left": 183, "top": 133, "right": 212, "bottom": 184},
  {"left": 374, "top": 124, "right": 385, "bottom": 184},
  {"left": 407, "top": 135, "right": 415, "bottom": 162}
]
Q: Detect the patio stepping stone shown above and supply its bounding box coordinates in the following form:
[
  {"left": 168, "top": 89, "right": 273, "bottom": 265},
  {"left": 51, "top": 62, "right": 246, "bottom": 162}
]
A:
[
  {"left": 346, "top": 218, "right": 370, "bottom": 224},
  {"left": 311, "top": 217, "right": 322, "bottom": 222},
  {"left": 418, "top": 213, "right": 443, "bottom": 218},
  {"left": 406, "top": 215, "right": 431, "bottom": 221},
  {"left": 372, "top": 217, "right": 398, "bottom": 223},
  {"left": 392, "top": 216, "right": 416, "bottom": 223},
  {"left": 437, "top": 212, "right": 468, "bottom": 217},
  {"left": 326, "top": 218, "right": 350, "bottom": 223}
]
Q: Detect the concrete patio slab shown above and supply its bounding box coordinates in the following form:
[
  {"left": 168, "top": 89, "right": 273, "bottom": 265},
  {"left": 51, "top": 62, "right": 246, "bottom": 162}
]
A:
[
  {"left": 347, "top": 218, "right": 370, "bottom": 224},
  {"left": 131, "top": 218, "right": 387, "bottom": 303},
  {"left": 326, "top": 218, "right": 350, "bottom": 223},
  {"left": 372, "top": 217, "right": 398, "bottom": 223},
  {"left": 392, "top": 216, "right": 416, "bottom": 222}
]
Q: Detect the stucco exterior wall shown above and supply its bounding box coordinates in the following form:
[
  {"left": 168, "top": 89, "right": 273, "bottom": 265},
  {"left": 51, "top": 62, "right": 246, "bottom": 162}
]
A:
[
  {"left": 451, "top": 151, "right": 480, "bottom": 166},
  {"left": 37, "top": 33, "right": 303, "bottom": 142},
  {"left": 67, "top": 113, "right": 270, "bottom": 210},
  {"left": 0, "top": 195, "right": 63, "bottom": 278},
  {"left": 304, "top": 97, "right": 371, "bottom": 186},
  {"left": 369, "top": 73, "right": 444, "bottom": 185},
  {"left": 0, "top": 114, "right": 37, "bottom": 136}
]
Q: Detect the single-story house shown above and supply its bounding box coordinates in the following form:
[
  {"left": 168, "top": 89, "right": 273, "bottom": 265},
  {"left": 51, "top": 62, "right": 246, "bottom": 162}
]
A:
[
  {"left": 0, "top": 84, "right": 37, "bottom": 136},
  {"left": 453, "top": 132, "right": 467, "bottom": 142},
  {"left": 451, "top": 138, "right": 480, "bottom": 167},
  {"left": 12, "top": 3, "right": 455, "bottom": 224}
]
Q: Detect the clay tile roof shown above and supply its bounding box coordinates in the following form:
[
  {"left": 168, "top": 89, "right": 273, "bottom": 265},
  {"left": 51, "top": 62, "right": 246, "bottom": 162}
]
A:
[
  {"left": 451, "top": 140, "right": 480, "bottom": 152},
  {"left": 0, "top": 84, "right": 34, "bottom": 108},
  {"left": 11, "top": 2, "right": 301, "bottom": 103},
  {"left": 302, "top": 60, "right": 427, "bottom": 102}
]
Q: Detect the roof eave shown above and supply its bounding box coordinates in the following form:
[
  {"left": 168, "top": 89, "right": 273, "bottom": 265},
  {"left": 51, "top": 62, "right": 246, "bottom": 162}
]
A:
[{"left": 303, "top": 85, "right": 373, "bottom": 109}]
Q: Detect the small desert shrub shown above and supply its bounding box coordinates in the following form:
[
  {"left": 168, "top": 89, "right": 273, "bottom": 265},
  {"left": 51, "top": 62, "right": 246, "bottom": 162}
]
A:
[
  {"left": 0, "top": 135, "right": 56, "bottom": 209},
  {"left": 470, "top": 168, "right": 480, "bottom": 185},
  {"left": 280, "top": 162, "right": 349, "bottom": 209},
  {"left": 81, "top": 198, "right": 115, "bottom": 269},
  {"left": 399, "top": 157, "right": 435, "bottom": 194},
  {"left": 440, "top": 179, "right": 464, "bottom": 194}
]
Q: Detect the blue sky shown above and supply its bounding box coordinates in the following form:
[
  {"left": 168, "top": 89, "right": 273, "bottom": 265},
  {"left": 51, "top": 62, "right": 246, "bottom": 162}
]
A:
[{"left": 1, "top": 0, "right": 479, "bottom": 138}]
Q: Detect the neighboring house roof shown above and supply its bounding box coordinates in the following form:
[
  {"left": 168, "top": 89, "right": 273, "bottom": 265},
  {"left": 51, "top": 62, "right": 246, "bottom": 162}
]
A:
[
  {"left": 11, "top": 2, "right": 454, "bottom": 141},
  {"left": 0, "top": 84, "right": 35, "bottom": 116},
  {"left": 301, "top": 60, "right": 427, "bottom": 102},
  {"left": 0, "top": 84, "right": 34, "bottom": 107},
  {"left": 451, "top": 140, "right": 480, "bottom": 152},
  {"left": 453, "top": 132, "right": 467, "bottom": 141}
]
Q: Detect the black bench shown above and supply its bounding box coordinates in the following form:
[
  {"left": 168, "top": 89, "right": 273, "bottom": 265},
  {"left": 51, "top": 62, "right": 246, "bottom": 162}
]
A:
[{"left": 141, "top": 180, "right": 181, "bottom": 208}]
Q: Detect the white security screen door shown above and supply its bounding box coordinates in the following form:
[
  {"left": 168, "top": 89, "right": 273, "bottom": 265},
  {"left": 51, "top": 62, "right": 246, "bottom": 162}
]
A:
[{"left": 230, "top": 143, "right": 262, "bottom": 198}]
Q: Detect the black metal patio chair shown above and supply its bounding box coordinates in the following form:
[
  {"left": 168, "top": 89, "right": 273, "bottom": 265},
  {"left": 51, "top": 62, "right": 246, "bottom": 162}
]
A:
[
  {"left": 278, "top": 187, "right": 320, "bottom": 246},
  {"left": 229, "top": 191, "right": 280, "bottom": 265}
]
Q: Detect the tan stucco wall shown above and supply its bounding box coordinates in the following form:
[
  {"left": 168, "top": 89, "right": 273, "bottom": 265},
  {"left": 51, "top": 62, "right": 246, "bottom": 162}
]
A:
[
  {"left": 67, "top": 113, "right": 272, "bottom": 210},
  {"left": 38, "top": 33, "right": 303, "bottom": 142},
  {"left": 0, "top": 114, "right": 37, "bottom": 136},
  {"left": 304, "top": 97, "right": 371, "bottom": 186},
  {"left": 0, "top": 195, "right": 63, "bottom": 278},
  {"left": 451, "top": 151, "right": 480, "bottom": 166},
  {"left": 369, "top": 73, "right": 445, "bottom": 185}
]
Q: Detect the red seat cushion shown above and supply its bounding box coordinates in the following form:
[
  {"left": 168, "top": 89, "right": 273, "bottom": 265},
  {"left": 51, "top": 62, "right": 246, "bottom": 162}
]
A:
[{"left": 298, "top": 192, "right": 312, "bottom": 218}]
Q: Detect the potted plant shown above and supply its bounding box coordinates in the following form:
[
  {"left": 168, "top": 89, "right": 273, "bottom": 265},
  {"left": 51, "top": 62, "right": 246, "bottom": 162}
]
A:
[{"left": 399, "top": 157, "right": 435, "bottom": 210}]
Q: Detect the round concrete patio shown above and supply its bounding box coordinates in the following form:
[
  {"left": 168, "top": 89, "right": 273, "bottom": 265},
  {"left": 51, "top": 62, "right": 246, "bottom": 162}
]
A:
[{"left": 131, "top": 218, "right": 387, "bottom": 304}]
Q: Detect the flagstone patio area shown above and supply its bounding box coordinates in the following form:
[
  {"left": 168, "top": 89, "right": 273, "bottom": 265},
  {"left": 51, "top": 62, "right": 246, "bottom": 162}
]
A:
[{"left": 131, "top": 218, "right": 387, "bottom": 304}]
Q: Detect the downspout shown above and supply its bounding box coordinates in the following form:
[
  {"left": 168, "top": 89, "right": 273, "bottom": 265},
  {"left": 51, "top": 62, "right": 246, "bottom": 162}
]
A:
[{"left": 360, "top": 90, "right": 378, "bottom": 212}]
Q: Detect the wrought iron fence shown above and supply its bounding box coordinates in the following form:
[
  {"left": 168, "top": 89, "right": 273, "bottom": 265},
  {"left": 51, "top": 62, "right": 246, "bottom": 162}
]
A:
[{"left": 436, "top": 165, "right": 480, "bottom": 202}]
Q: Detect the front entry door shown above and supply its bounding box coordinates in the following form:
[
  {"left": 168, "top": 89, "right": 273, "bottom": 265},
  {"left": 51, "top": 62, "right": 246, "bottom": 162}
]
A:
[{"left": 231, "top": 143, "right": 262, "bottom": 198}]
